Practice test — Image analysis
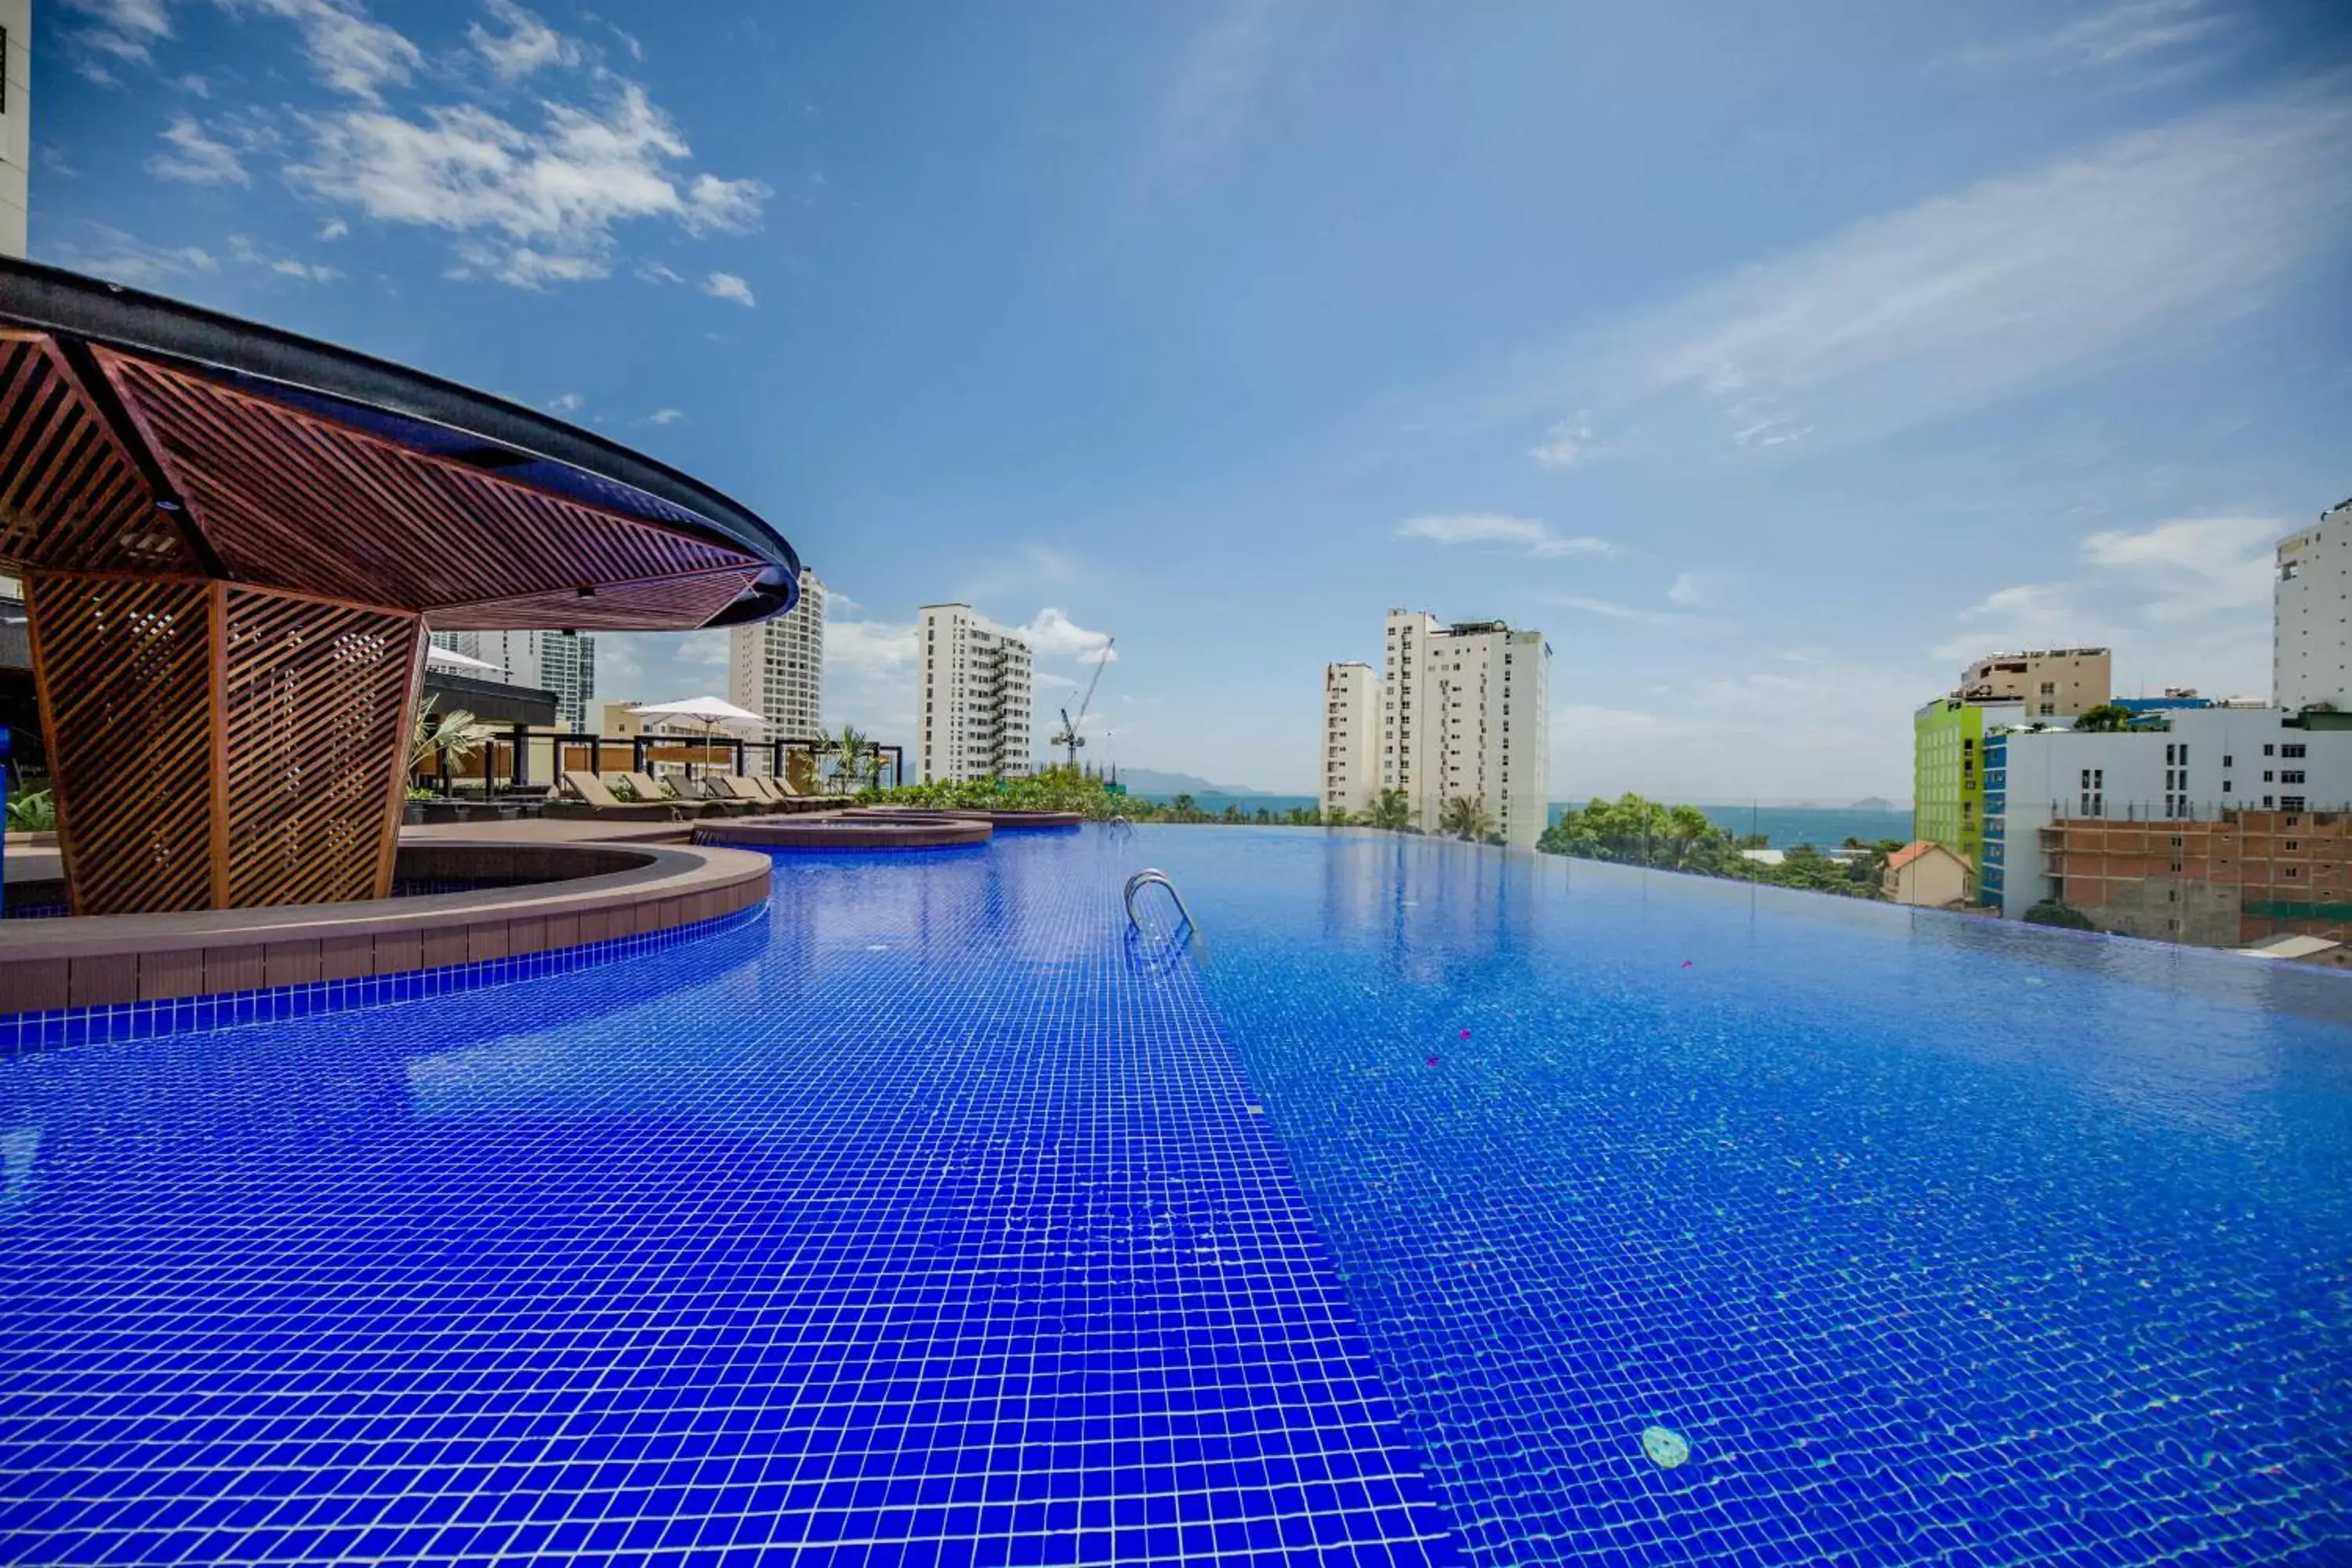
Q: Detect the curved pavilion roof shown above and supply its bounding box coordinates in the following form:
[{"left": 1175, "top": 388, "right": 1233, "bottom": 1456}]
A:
[{"left": 0, "top": 257, "right": 800, "bottom": 630}]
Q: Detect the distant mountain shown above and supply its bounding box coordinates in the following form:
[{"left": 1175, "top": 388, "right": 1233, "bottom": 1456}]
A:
[
  {"left": 1113, "top": 768, "right": 1280, "bottom": 797},
  {"left": 1849, "top": 797, "right": 1906, "bottom": 811}
]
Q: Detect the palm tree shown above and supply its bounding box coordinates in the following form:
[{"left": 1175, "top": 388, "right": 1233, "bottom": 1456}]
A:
[
  {"left": 822, "top": 722, "right": 873, "bottom": 793},
  {"left": 1365, "top": 788, "right": 1413, "bottom": 832},
  {"left": 408, "top": 699, "right": 499, "bottom": 780},
  {"left": 1170, "top": 793, "right": 1200, "bottom": 822},
  {"left": 1439, "top": 795, "right": 1495, "bottom": 841}
]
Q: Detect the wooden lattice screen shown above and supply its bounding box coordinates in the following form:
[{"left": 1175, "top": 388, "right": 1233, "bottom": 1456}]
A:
[
  {"left": 26, "top": 572, "right": 426, "bottom": 916},
  {"left": 220, "top": 588, "right": 423, "bottom": 908},
  {"left": 25, "top": 574, "right": 217, "bottom": 914}
]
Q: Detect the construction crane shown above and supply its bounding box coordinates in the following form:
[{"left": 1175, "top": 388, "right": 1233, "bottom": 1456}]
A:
[{"left": 1050, "top": 637, "right": 1115, "bottom": 771}]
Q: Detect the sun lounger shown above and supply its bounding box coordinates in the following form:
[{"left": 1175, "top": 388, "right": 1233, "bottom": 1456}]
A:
[
  {"left": 546, "top": 770, "right": 692, "bottom": 821},
  {"left": 621, "top": 772, "right": 715, "bottom": 818},
  {"left": 696, "top": 775, "right": 773, "bottom": 815}
]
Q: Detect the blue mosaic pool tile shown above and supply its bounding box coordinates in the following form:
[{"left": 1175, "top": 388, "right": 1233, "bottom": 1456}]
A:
[
  {"left": 1140, "top": 829, "right": 2352, "bottom": 1567},
  {"left": 0, "top": 840, "right": 1459, "bottom": 1566},
  {"left": 0, "top": 902, "right": 769, "bottom": 1056}
]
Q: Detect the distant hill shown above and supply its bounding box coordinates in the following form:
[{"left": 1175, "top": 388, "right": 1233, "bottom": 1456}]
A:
[
  {"left": 1112, "top": 768, "right": 1279, "bottom": 797},
  {"left": 1849, "top": 797, "right": 1906, "bottom": 811}
]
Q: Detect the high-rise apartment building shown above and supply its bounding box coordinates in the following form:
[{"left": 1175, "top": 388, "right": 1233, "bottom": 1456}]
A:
[
  {"left": 728, "top": 568, "right": 826, "bottom": 744},
  {"left": 2, "top": 0, "right": 29, "bottom": 261},
  {"left": 432, "top": 629, "right": 597, "bottom": 731},
  {"left": 915, "top": 604, "right": 1033, "bottom": 782},
  {"left": 1377, "top": 609, "right": 1551, "bottom": 849},
  {"left": 2274, "top": 499, "right": 2352, "bottom": 714},
  {"left": 1320, "top": 662, "right": 1377, "bottom": 818},
  {"left": 1958, "top": 647, "right": 2111, "bottom": 719}
]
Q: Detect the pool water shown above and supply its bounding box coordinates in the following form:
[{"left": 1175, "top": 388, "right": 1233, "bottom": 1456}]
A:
[{"left": 2, "top": 826, "right": 2347, "bottom": 1566}]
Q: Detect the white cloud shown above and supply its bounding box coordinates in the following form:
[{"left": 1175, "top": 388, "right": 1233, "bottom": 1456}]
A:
[
  {"left": 1549, "top": 594, "right": 1680, "bottom": 625},
  {"left": 650, "top": 408, "right": 684, "bottom": 425},
  {"left": 1529, "top": 410, "right": 1606, "bottom": 470},
  {"left": 1666, "top": 572, "right": 1708, "bottom": 606},
  {"left": 1396, "top": 513, "right": 1614, "bottom": 559},
  {"left": 677, "top": 629, "right": 729, "bottom": 666},
  {"left": 1968, "top": 0, "right": 2235, "bottom": 78},
  {"left": 702, "top": 270, "right": 756, "bottom": 307},
  {"left": 54, "top": 227, "right": 220, "bottom": 289},
  {"left": 222, "top": 0, "right": 424, "bottom": 103},
  {"left": 285, "top": 81, "right": 771, "bottom": 289},
  {"left": 176, "top": 74, "right": 211, "bottom": 96},
  {"left": 1930, "top": 514, "right": 2283, "bottom": 691},
  {"left": 61, "top": 0, "right": 172, "bottom": 67},
  {"left": 828, "top": 619, "right": 920, "bottom": 676},
  {"left": 1152, "top": 0, "right": 1282, "bottom": 187},
  {"left": 1534, "top": 78, "right": 2352, "bottom": 458},
  {"left": 2080, "top": 514, "right": 2277, "bottom": 619},
  {"left": 597, "top": 637, "right": 644, "bottom": 681},
  {"left": 226, "top": 233, "right": 339, "bottom": 281},
  {"left": 1001, "top": 608, "right": 1117, "bottom": 662},
  {"left": 636, "top": 260, "right": 685, "bottom": 284},
  {"left": 683, "top": 176, "right": 770, "bottom": 235},
  {"left": 147, "top": 116, "right": 249, "bottom": 185},
  {"left": 318, "top": 217, "right": 348, "bottom": 240},
  {"left": 1034, "top": 671, "right": 1082, "bottom": 691},
  {"left": 546, "top": 392, "right": 584, "bottom": 412},
  {"left": 469, "top": 0, "right": 581, "bottom": 80}
]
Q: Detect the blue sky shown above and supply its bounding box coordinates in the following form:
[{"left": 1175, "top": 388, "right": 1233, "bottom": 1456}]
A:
[{"left": 30, "top": 0, "right": 2352, "bottom": 800}]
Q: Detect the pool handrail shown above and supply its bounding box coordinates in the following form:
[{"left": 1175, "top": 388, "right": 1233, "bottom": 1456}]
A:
[{"left": 1123, "top": 869, "right": 1195, "bottom": 935}]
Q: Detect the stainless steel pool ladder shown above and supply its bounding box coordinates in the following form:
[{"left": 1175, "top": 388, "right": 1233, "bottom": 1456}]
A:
[{"left": 1123, "top": 869, "right": 1195, "bottom": 935}]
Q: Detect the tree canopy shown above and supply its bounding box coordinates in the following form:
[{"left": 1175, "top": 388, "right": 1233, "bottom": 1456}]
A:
[{"left": 1538, "top": 793, "right": 1895, "bottom": 901}]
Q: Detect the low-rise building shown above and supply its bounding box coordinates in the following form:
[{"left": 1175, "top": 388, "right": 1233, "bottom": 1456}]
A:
[
  {"left": 2040, "top": 810, "right": 2352, "bottom": 946},
  {"left": 1882, "top": 841, "right": 1969, "bottom": 907},
  {"left": 1983, "top": 706, "right": 2352, "bottom": 939},
  {"left": 1959, "top": 647, "right": 2111, "bottom": 718},
  {"left": 1913, "top": 695, "right": 2023, "bottom": 895}
]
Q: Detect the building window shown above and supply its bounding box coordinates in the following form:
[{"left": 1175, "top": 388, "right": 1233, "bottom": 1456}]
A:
[
  {"left": 2265, "top": 771, "right": 2275, "bottom": 782},
  {"left": 2283, "top": 743, "right": 2307, "bottom": 758},
  {"left": 2283, "top": 771, "right": 2307, "bottom": 784},
  {"left": 2264, "top": 743, "right": 2275, "bottom": 756}
]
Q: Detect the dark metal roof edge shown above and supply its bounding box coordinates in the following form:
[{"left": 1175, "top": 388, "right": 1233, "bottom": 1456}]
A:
[{"left": 0, "top": 257, "right": 800, "bottom": 616}]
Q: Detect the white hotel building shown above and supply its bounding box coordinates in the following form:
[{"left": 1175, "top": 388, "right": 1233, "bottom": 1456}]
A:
[
  {"left": 728, "top": 568, "right": 826, "bottom": 745},
  {"left": 1323, "top": 610, "right": 1552, "bottom": 848},
  {"left": 2274, "top": 499, "right": 2352, "bottom": 713},
  {"left": 1320, "top": 662, "right": 1378, "bottom": 818},
  {"left": 431, "top": 629, "right": 597, "bottom": 732},
  {"left": 916, "top": 604, "right": 1035, "bottom": 783}
]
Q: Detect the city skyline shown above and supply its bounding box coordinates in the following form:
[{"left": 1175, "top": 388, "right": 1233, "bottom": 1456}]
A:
[{"left": 23, "top": 0, "right": 2351, "bottom": 797}]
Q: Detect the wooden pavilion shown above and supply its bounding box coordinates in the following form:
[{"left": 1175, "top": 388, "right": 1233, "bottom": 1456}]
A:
[{"left": 0, "top": 258, "right": 800, "bottom": 916}]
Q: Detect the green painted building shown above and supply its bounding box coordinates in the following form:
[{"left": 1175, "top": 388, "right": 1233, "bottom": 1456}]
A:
[{"left": 1913, "top": 696, "right": 2021, "bottom": 902}]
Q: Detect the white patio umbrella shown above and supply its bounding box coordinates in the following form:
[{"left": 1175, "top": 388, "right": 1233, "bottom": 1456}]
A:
[
  {"left": 629, "top": 695, "right": 765, "bottom": 774},
  {"left": 425, "top": 644, "right": 499, "bottom": 673}
]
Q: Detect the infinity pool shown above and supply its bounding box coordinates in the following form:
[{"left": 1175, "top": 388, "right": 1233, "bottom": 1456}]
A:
[{"left": 2, "top": 827, "right": 2346, "bottom": 1566}]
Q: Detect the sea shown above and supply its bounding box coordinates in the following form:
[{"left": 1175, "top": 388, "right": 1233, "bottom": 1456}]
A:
[{"left": 1124, "top": 794, "right": 1916, "bottom": 848}]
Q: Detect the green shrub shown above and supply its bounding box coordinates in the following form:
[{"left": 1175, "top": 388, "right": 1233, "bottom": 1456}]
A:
[{"left": 5, "top": 789, "right": 56, "bottom": 833}]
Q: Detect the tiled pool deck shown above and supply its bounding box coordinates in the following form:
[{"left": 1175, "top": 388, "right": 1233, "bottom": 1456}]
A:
[{"left": 4, "top": 826, "right": 2350, "bottom": 1566}]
